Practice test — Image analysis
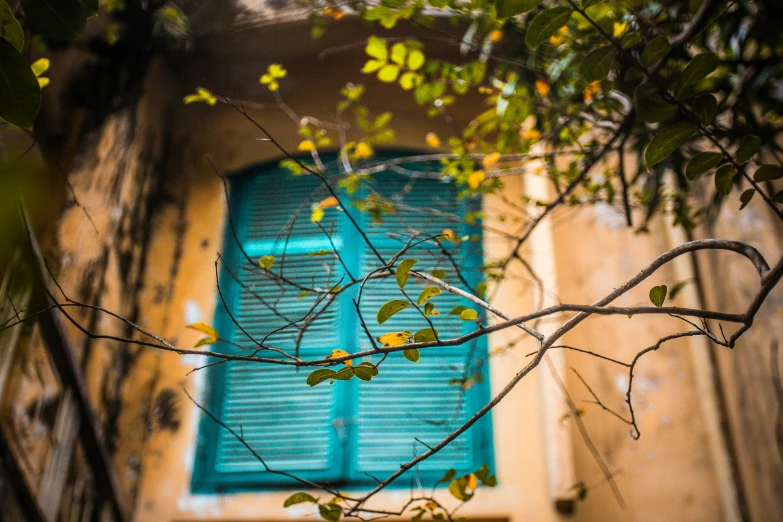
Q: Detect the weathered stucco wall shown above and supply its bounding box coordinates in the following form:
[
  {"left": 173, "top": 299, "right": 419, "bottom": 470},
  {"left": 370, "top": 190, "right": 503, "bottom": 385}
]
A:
[
  {"left": 692, "top": 175, "right": 783, "bottom": 522},
  {"left": 44, "top": 13, "right": 783, "bottom": 522},
  {"left": 49, "top": 57, "right": 179, "bottom": 509}
]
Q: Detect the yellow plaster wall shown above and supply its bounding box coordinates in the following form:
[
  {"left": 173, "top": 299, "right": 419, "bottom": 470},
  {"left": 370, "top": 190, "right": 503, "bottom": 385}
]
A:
[{"left": 47, "top": 16, "right": 780, "bottom": 522}]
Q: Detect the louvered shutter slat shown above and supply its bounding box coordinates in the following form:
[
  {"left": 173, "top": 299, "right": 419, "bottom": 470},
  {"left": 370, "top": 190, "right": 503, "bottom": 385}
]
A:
[
  {"left": 209, "top": 170, "right": 345, "bottom": 482},
  {"left": 351, "top": 172, "right": 488, "bottom": 480}
]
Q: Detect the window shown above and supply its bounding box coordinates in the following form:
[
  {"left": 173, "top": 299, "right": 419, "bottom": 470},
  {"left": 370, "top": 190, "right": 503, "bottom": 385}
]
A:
[{"left": 192, "top": 155, "right": 493, "bottom": 492}]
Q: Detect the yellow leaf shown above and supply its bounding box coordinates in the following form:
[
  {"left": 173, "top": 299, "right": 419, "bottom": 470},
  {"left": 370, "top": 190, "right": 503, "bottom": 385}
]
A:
[
  {"left": 328, "top": 349, "right": 353, "bottom": 367},
  {"left": 323, "top": 6, "right": 344, "bottom": 19},
  {"left": 583, "top": 81, "right": 601, "bottom": 103},
  {"left": 183, "top": 87, "right": 217, "bottom": 106},
  {"left": 311, "top": 205, "right": 324, "bottom": 223},
  {"left": 466, "top": 473, "right": 478, "bottom": 490},
  {"left": 488, "top": 29, "right": 503, "bottom": 42},
  {"left": 268, "top": 63, "right": 287, "bottom": 78},
  {"left": 37, "top": 77, "right": 50, "bottom": 88},
  {"left": 298, "top": 140, "right": 316, "bottom": 152},
  {"left": 425, "top": 501, "right": 438, "bottom": 511},
  {"left": 549, "top": 25, "right": 569, "bottom": 45},
  {"left": 613, "top": 21, "right": 629, "bottom": 38},
  {"left": 468, "top": 170, "right": 485, "bottom": 189},
  {"left": 535, "top": 79, "right": 550, "bottom": 96},
  {"left": 187, "top": 322, "right": 218, "bottom": 339},
  {"left": 318, "top": 196, "right": 339, "bottom": 209},
  {"left": 258, "top": 255, "right": 275, "bottom": 269},
  {"left": 354, "top": 142, "right": 373, "bottom": 159},
  {"left": 194, "top": 337, "right": 217, "bottom": 347},
  {"left": 31, "top": 58, "right": 50, "bottom": 77},
  {"left": 425, "top": 132, "right": 441, "bottom": 148},
  {"left": 376, "top": 331, "right": 413, "bottom": 347},
  {"left": 482, "top": 152, "right": 501, "bottom": 168},
  {"left": 441, "top": 229, "right": 456, "bottom": 241},
  {"left": 522, "top": 129, "right": 541, "bottom": 141}
]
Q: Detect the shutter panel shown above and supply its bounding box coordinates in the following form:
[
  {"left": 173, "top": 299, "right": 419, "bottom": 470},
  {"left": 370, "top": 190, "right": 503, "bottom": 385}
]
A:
[
  {"left": 240, "top": 170, "right": 340, "bottom": 244},
  {"left": 351, "top": 172, "right": 488, "bottom": 480},
  {"left": 207, "top": 168, "right": 347, "bottom": 484}
]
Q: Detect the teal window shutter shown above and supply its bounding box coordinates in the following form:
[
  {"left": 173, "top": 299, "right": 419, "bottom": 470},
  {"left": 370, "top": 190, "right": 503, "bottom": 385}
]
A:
[
  {"left": 350, "top": 173, "right": 490, "bottom": 480},
  {"left": 193, "top": 171, "right": 348, "bottom": 490},
  {"left": 193, "top": 157, "right": 493, "bottom": 493}
]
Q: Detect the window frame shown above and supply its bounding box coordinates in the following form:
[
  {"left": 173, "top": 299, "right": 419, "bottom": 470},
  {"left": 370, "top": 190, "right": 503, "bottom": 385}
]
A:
[{"left": 191, "top": 154, "right": 494, "bottom": 494}]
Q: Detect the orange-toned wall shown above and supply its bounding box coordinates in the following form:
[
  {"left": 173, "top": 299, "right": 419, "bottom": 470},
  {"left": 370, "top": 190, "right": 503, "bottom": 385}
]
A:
[{"left": 47, "top": 15, "right": 783, "bottom": 522}]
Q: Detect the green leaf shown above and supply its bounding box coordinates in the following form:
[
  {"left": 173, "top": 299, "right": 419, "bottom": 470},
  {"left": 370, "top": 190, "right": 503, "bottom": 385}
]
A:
[
  {"left": 582, "top": 0, "right": 603, "bottom": 7},
  {"left": 307, "top": 369, "right": 336, "bottom": 387},
  {"left": 448, "top": 476, "right": 474, "bottom": 501},
  {"left": 754, "top": 165, "right": 783, "bottom": 182},
  {"left": 194, "top": 337, "right": 217, "bottom": 347},
  {"left": 621, "top": 32, "right": 641, "bottom": 48},
  {"left": 396, "top": 259, "right": 418, "bottom": 288},
  {"left": 448, "top": 305, "right": 467, "bottom": 315},
  {"left": 365, "top": 35, "right": 387, "bottom": 61},
  {"left": 19, "top": 0, "right": 86, "bottom": 40},
  {"left": 692, "top": 94, "right": 717, "bottom": 125},
  {"left": 258, "top": 255, "right": 275, "bottom": 269},
  {"left": 403, "top": 348, "right": 420, "bottom": 362},
  {"left": 318, "top": 502, "right": 342, "bottom": 521},
  {"left": 459, "top": 308, "right": 478, "bottom": 321},
  {"left": 634, "top": 84, "right": 658, "bottom": 100},
  {"left": 735, "top": 134, "right": 761, "bottom": 164},
  {"left": 579, "top": 46, "right": 615, "bottom": 83},
  {"left": 356, "top": 361, "right": 379, "bottom": 375},
  {"left": 438, "top": 468, "right": 457, "bottom": 484},
  {"left": 353, "top": 364, "right": 377, "bottom": 381},
  {"left": 495, "top": 0, "right": 542, "bottom": 18},
  {"left": 284, "top": 492, "right": 318, "bottom": 507},
  {"left": 640, "top": 36, "right": 670, "bottom": 68},
  {"left": 773, "top": 190, "right": 783, "bottom": 204},
  {"left": 333, "top": 367, "right": 355, "bottom": 381},
  {"left": 625, "top": 67, "right": 644, "bottom": 82},
  {"left": 667, "top": 281, "right": 688, "bottom": 300},
  {"left": 714, "top": 164, "right": 737, "bottom": 195},
  {"left": 525, "top": 7, "right": 572, "bottom": 50},
  {"left": 390, "top": 42, "right": 406, "bottom": 65},
  {"left": 685, "top": 152, "right": 722, "bottom": 180},
  {"left": 413, "top": 327, "right": 438, "bottom": 343},
  {"left": 0, "top": 38, "right": 41, "bottom": 129},
  {"left": 474, "top": 463, "right": 497, "bottom": 487},
  {"left": 649, "top": 285, "right": 667, "bottom": 307},
  {"left": 635, "top": 96, "right": 677, "bottom": 123},
  {"left": 0, "top": 0, "right": 24, "bottom": 51},
  {"left": 417, "top": 285, "right": 442, "bottom": 305},
  {"left": 377, "top": 299, "right": 411, "bottom": 324},
  {"left": 644, "top": 123, "right": 697, "bottom": 168},
  {"left": 677, "top": 52, "right": 718, "bottom": 96},
  {"left": 377, "top": 64, "right": 400, "bottom": 83},
  {"left": 739, "top": 189, "right": 755, "bottom": 210}
]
